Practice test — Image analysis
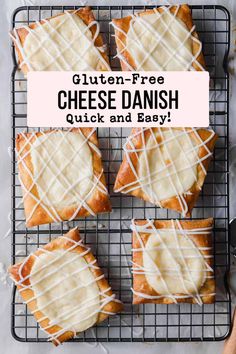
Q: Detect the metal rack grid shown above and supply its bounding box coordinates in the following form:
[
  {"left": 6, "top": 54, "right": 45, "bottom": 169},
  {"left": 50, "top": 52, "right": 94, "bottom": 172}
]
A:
[{"left": 11, "top": 5, "right": 231, "bottom": 343}]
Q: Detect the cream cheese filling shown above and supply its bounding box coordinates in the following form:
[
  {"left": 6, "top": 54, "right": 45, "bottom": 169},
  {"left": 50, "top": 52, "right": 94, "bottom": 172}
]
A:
[
  {"left": 143, "top": 231, "right": 206, "bottom": 295},
  {"left": 23, "top": 12, "right": 107, "bottom": 71},
  {"left": 30, "top": 131, "right": 93, "bottom": 208},
  {"left": 138, "top": 129, "right": 198, "bottom": 202},
  {"left": 126, "top": 11, "right": 193, "bottom": 71},
  {"left": 31, "top": 250, "right": 100, "bottom": 333}
]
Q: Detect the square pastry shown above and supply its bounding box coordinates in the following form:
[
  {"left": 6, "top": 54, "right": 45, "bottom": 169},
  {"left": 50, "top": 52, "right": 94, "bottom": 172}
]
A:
[
  {"left": 114, "top": 127, "right": 217, "bottom": 217},
  {"left": 131, "top": 218, "right": 215, "bottom": 305},
  {"left": 10, "top": 7, "right": 110, "bottom": 75},
  {"left": 16, "top": 128, "right": 111, "bottom": 227},
  {"left": 8, "top": 228, "right": 123, "bottom": 345},
  {"left": 112, "top": 4, "right": 205, "bottom": 71}
]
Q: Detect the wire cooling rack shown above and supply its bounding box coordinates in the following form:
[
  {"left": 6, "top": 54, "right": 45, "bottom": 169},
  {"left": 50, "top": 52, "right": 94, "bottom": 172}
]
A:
[{"left": 11, "top": 5, "right": 231, "bottom": 343}]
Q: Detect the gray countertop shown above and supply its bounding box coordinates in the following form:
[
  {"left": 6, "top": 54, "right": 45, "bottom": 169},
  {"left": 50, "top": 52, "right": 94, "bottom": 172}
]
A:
[{"left": 1, "top": 0, "right": 236, "bottom": 353}]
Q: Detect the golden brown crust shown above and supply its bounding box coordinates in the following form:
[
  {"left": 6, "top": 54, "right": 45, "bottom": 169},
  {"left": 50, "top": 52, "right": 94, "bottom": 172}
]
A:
[
  {"left": 12, "top": 7, "right": 110, "bottom": 75},
  {"left": 16, "top": 128, "right": 111, "bottom": 227},
  {"left": 132, "top": 218, "right": 215, "bottom": 305},
  {"left": 112, "top": 5, "right": 205, "bottom": 71},
  {"left": 8, "top": 228, "right": 123, "bottom": 345},
  {"left": 114, "top": 128, "right": 218, "bottom": 217}
]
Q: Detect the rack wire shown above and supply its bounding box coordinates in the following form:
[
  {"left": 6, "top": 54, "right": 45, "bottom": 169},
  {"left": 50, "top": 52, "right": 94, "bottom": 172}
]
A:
[{"left": 11, "top": 5, "right": 231, "bottom": 343}]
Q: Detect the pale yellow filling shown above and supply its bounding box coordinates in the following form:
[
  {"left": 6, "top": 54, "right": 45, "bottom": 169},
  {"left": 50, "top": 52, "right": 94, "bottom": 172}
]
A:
[
  {"left": 31, "top": 131, "right": 93, "bottom": 208},
  {"left": 126, "top": 12, "right": 193, "bottom": 71},
  {"left": 138, "top": 129, "right": 198, "bottom": 202},
  {"left": 143, "top": 231, "right": 206, "bottom": 295},
  {"left": 31, "top": 250, "right": 100, "bottom": 332},
  {"left": 23, "top": 13, "right": 107, "bottom": 71}
]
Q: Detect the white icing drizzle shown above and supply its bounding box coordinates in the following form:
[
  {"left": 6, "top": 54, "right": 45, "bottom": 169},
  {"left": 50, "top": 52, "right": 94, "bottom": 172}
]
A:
[
  {"left": 11, "top": 234, "right": 121, "bottom": 344},
  {"left": 16, "top": 128, "right": 108, "bottom": 224},
  {"left": 131, "top": 219, "right": 214, "bottom": 305},
  {"left": 10, "top": 10, "right": 110, "bottom": 72},
  {"left": 111, "top": 5, "right": 204, "bottom": 71},
  {"left": 132, "top": 290, "right": 215, "bottom": 301},
  {"left": 115, "top": 127, "right": 215, "bottom": 216}
]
